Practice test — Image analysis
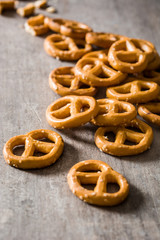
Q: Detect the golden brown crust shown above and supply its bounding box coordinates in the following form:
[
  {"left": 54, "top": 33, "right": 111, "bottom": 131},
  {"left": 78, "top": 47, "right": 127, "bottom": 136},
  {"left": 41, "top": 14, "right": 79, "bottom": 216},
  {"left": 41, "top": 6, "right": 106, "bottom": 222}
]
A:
[
  {"left": 95, "top": 118, "right": 153, "bottom": 156},
  {"left": 46, "top": 95, "right": 99, "bottom": 129},
  {"left": 67, "top": 159, "right": 129, "bottom": 206},
  {"left": 49, "top": 66, "right": 97, "bottom": 96},
  {"left": 44, "top": 34, "right": 92, "bottom": 61},
  {"left": 138, "top": 103, "right": 160, "bottom": 127},
  {"left": 17, "top": 3, "right": 35, "bottom": 17},
  {"left": 25, "top": 14, "right": 49, "bottom": 36},
  {"left": 3, "top": 129, "right": 64, "bottom": 169}
]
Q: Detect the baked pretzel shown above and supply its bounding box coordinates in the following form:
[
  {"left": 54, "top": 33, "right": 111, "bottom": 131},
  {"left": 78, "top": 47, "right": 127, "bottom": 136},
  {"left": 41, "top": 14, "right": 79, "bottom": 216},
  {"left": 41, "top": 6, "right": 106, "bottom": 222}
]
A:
[
  {"left": 17, "top": 3, "right": 35, "bottom": 17},
  {"left": 138, "top": 103, "right": 160, "bottom": 127},
  {"left": 44, "top": 34, "right": 92, "bottom": 61},
  {"left": 106, "top": 80, "right": 159, "bottom": 103},
  {"left": 137, "top": 68, "right": 160, "bottom": 85},
  {"left": 146, "top": 51, "right": 160, "bottom": 71},
  {"left": 82, "top": 49, "right": 108, "bottom": 60},
  {"left": 44, "top": 17, "right": 92, "bottom": 39},
  {"left": 86, "top": 32, "right": 127, "bottom": 48},
  {"left": 3, "top": 129, "right": 64, "bottom": 169},
  {"left": 0, "top": 0, "right": 16, "bottom": 14},
  {"left": 46, "top": 95, "right": 99, "bottom": 129},
  {"left": 91, "top": 99, "right": 137, "bottom": 126},
  {"left": 95, "top": 118, "right": 153, "bottom": 156},
  {"left": 75, "top": 56, "right": 127, "bottom": 87},
  {"left": 25, "top": 14, "right": 49, "bottom": 36},
  {"left": 49, "top": 66, "right": 97, "bottom": 97},
  {"left": 67, "top": 159, "right": 129, "bottom": 206},
  {"left": 108, "top": 38, "right": 155, "bottom": 73}
]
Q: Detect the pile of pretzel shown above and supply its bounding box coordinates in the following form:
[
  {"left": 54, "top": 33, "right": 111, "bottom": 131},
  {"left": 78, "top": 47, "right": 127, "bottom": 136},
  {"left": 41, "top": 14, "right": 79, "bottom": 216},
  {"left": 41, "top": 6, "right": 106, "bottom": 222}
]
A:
[{"left": 2, "top": 2, "right": 160, "bottom": 206}]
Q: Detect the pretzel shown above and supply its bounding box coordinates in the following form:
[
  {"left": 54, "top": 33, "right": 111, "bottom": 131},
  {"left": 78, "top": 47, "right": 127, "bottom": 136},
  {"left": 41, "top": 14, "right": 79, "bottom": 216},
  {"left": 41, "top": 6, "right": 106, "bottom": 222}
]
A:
[
  {"left": 75, "top": 56, "right": 127, "bottom": 87},
  {"left": 0, "top": 0, "right": 16, "bottom": 14},
  {"left": 86, "top": 32, "right": 127, "bottom": 49},
  {"left": 44, "top": 17, "right": 92, "bottom": 39},
  {"left": 106, "top": 80, "right": 160, "bottom": 103},
  {"left": 95, "top": 118, "right": 153, "bottom": 156},
  {"left": 138, "top": 103, "right": 160, "bottom": 127},
  {"left": 49, "top": 66, "right": 97, "bottom": 97},
  {"left": 25, "top": 15, "right": 49, "bottom": 36},
  {"left": 3, "top": 129, "right": 64, "bottom": 169},
  {"left": 44, "top": 34, "right": 92, "bottom": 61},
  {"left": 82, "top": 49, "right": 109, "bottom": 60},
  {"left": 67, "top": 159, "right": 129, "bottom": 206},
  {"left": 17, "top": 3, "right": 35, "bottom": 17},
  {"left": 108, "top": 38, "right": 155, "bottom": 73},
  {"left": 146, "top": 51, "right": 160, "bottom": 71},
  {"left": 91, "top": 99, "right": 137, "bottom": 126},
  {"left": 46, "top": 95, "right": 99, "bottom": 129}
]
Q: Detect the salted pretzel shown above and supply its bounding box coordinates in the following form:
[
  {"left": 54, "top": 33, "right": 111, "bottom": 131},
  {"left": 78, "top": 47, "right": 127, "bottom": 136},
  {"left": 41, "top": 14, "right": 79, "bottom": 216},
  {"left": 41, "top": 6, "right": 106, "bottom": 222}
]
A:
[
  {"left": 108, "top": 38, "right": 155, "bottom": 73},
  {"left": 138, "top": 103, "right": 160, "bottom": 127},
  {"left": 49, "top": 66, "right": 97, "bottom": 97},
  {"left": 86, "top": 32, "right": 127, "bottom": 48},
  {"left": 44, "top": 17, "right": 92, "bottom": 39},
  {"left": 46, "top": 95, "right": 99, "bottom": 129},
  {"left": 95, "top": 118, "right": 153, "bottom": 156},
  {"left": 75, "top": 56, "right": 127, "bottom": 87},
  {"left": 25, "top": 14, "right": 49, "bottom": 36},
  {"left": 0, "top": 0, "right": 16, "bottom": 14},
  {"left": 106, "top": 80, "right": 159, "bottom": 103},
  {"left": 146, "top": 51, "right": 160, "bottom": 71},
  {"left": 3, "top": 129, "right": 64, "bottom": 169},
  {"left": 91, "top": 99, "right": 137, "bottom": 126},
  {"left": 44, "top": 34, "right": 92, "bottom": 61},
  {"left": 67, "top": 159, "right": 129, "bottom": 206}
]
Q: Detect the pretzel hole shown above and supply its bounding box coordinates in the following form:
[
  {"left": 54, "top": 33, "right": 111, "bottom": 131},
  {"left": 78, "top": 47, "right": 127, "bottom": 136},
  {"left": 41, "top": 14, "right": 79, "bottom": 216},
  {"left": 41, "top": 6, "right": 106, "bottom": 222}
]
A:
[
  {"left": 107, "top": 183, "right": 120, "bottom": 193},
  {"left": 98, "top": 71, "right": 108, "bottom": 79},
  {"left": 140, "top": 86, "right": 150, "bottom": 91},
  {"left": 33, "top": 151, "right": 46, "bottom": 157},
  {"left": 13, "top": 145, "right": 25, "bottom": 156},
  {"left": 37, "top": 138, "right": 54, "bottom": 143},
  {"left": 79, "top": 84, "right": 91, "bottom": 89},
  {"left": 81, "top": 184, "right": 96, "bottom": 191},
  {"left": 118, "top": 54, "right": 138, "bottom": 63},
  {"left": 124, "top": 139, "right": 138, "bottom": 146},
  {"left": 104, "top": 132, "right": 115, "bottom": 142},
  {"left": 77, "top": 44, "right": 85, "bottom": 49},
  {"left": 125, "top": 126, "right": 143, "bottom": 133}
]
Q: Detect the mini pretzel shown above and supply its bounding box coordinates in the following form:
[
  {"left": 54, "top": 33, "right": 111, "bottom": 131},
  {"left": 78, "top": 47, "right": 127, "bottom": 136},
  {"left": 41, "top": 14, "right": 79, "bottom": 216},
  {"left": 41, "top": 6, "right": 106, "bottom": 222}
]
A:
[
  {"left": 146, "top": 51, "right": 160, "bottom": 71},
  {"left": 82, "top": 49, "right": 109, "bottom": 60},
  {"left": 3, "top": 129, "right": 64, "bottom": 169},
  {"left": 67, "top": 159, "right": 129, "bottom": 206},
  {"left": 108, "top": 38, "right": 155, "bottom": 73},
  {"left": 0, "top": 0, "right": 17, "bottom": 14},
  {"left": 137, "top": 68, "right": 160, "bottom": 85},
  {"left": 17, "top": 3, "right": 35, "bottom": 17},
  {"left": 86, "top": 32, "right": 127, "bottom": 48},
  {"left": 46, "top": 95, "right": 99, "bottom": 129},
  {"left": 106, "top": 80, "right": 159, "bottom": 103},
  {"left": 91, "top": 99, "right": 137, "bottom": 126},
  {"left": 75, "top": 56, "right": 127, "bottom": 87},
  {"left": 25, "top": 15, "right": 49, "bottom": 36},
  {"left": 44, "top": 34, "right": 92, "bottom": 61},
  {"left": 138, "top": 103, "right": 160, "bottom": 127},
  {"left": 44, "top": 17, "right": 92, "bottom": 39},
  {"left": 95, "top": 118, "right": 153, "bottom": 156},
  {"left": 49, "top": 66, "right": 97, "bottom": 97}
]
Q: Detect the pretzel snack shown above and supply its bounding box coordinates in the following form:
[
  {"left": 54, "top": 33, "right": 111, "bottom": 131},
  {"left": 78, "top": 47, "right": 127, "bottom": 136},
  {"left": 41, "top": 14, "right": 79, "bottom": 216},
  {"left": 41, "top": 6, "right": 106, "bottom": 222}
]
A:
[
  {"left": 49, "top": 66, "right": 97, "bottom": 96},
  {"left": 17, "top": 3, "right": 35, "bottom": 17},
  {"left": 138, "top": 103, "right": 160, "bottom": 127},
  {"left": 25, "top": 14, "right": 49, "bottom": 36},
  {"left": 45, "top": 18, "right": 92, "bottom": 39},
  {"left": 106, "top": 80, "right": 160, "bottom": 103},
  {"left": 67, "top": 160, "right": 129, "bottom": 206},
  {"left": 0, "top": 0, "right": 16, "bottom": 14},
  {"left": 91, "top": 98, "right": 137, "bottom": 126},
  {"left": 46, "top": 95, "right": 99, "bottom": 129},
  {"left": 3, "top": 129, "right": 64, "bottom": 169},
  {"left": 95, "top": 118, "right": 153, "bottom": 156},
  {"left": 44, "top": 34, "right": 92, "bottom": 61}
]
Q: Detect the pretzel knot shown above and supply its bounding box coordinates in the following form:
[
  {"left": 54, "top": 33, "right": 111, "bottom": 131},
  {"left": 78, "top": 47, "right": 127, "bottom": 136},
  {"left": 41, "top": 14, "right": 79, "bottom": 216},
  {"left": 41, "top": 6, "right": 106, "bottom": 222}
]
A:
[
  {"left": 67, "top": 160, "right": 129, "bottom": 206},
  {"left": 75, "top": 54, "right": 127, "bottom": 87},
  {"left": 45, "top": 18, "right": 92, "bottom": 39},
  {"left": 108, "top": 38, "right": 155, "bottom": 73},
  {"left": 46, "top": 95, "right": 99, "bottom": 129},
  {"left": 95, "top": 118, "right": 153, "bottom": 156},
  {"left": 91, "top": 98, "right": 137, "bottom": 126},
  {"left": 44, "top": 34, "right": 92, "bottom": 61},
  {"left": 138, "top": 103, "right": 160, "bottom": 127},
  {"left": 3, "top": 129, "right": 64, "bottom": 169},
  {"left": 49, "top": 66, "right": 97, "bottom": 97},
  {"left": 106, "top": 80, "right": 160, "bottom": 103}
]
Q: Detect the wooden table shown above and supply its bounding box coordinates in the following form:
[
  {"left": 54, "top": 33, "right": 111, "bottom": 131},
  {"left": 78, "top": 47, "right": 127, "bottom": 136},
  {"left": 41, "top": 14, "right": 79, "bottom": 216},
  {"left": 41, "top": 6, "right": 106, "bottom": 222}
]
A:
[{"left": 0, "top": 0, "right": 160, "bottom": 239}]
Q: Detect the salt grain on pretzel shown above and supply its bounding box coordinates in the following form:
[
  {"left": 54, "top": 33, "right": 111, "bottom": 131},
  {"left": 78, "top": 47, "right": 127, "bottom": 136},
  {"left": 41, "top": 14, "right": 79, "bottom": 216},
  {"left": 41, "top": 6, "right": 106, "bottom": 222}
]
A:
[{"left": 67, "top": 159, "right": 129, "bottom": 206}]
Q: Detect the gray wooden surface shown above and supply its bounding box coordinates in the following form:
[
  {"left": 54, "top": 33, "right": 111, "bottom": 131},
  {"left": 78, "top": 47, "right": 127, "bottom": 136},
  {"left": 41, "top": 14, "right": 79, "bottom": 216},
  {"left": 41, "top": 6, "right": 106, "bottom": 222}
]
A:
[{"left": 0, "top": 0, "right": 160, "bottom": 239}]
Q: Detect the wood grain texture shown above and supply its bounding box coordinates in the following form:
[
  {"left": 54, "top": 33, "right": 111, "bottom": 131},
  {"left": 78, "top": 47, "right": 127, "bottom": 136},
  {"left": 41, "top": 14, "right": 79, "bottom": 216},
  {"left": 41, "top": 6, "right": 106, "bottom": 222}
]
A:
[{"left": 0, "top": 0, "right": 160, "bottom": 239}]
